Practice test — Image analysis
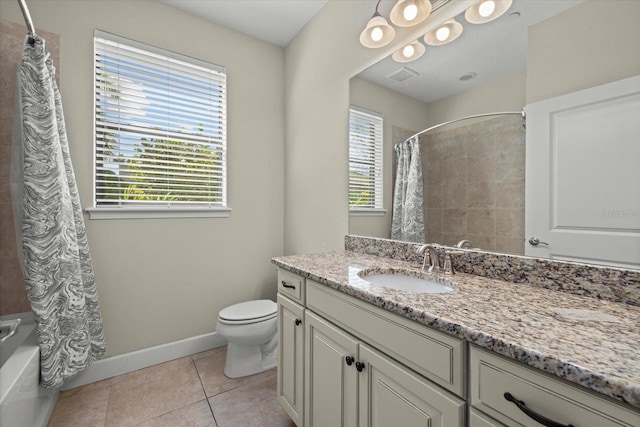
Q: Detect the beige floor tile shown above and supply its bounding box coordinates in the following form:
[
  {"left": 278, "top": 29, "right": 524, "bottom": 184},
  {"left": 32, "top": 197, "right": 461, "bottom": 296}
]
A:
[
  {"left": 208, "top": 373, "right": 294, "bottom": 427},
  {"left": 48, "top": 378, "right": 112, "bottom": 427},
  {"left": 104, "top": 356, "right": 205, "bottom": 426},
  {"left": 137, "top": 400, "right": 217, "bottom": 427},
  {"left": 193, "top": 346, "right": 273, "bottom": 398}
]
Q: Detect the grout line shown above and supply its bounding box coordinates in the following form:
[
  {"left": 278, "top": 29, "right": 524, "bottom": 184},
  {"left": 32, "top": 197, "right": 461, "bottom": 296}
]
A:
[{"left": 191, "top": 353, "right": 221, "bottom": 427}]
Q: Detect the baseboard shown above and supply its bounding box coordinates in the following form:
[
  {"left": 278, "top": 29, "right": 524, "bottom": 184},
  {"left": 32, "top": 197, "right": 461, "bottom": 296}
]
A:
[{"left": 61, "top": 332, "right": 226, "bottom": 390}]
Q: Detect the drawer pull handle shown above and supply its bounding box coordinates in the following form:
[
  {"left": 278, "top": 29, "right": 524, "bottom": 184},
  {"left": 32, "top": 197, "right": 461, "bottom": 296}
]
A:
[
  {"left": 504, "top": 393, "right": 574, "bottom": 427},
  {"left": 345, "top": 356, "right": 354, "bottom": 366},
  {"left": 356, "top": 361, "right": 365, "bottom": 372},
  {"left": 281, "top": 281, "right": 296, "bottom": 289},
  {"left": 295, "top": 319, "right": 301, "bottom": 326}
]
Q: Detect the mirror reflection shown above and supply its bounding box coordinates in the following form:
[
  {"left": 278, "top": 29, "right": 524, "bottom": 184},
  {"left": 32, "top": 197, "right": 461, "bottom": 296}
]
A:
[{"left": 349, "top": 0, "right": 640, "bottom": 269}]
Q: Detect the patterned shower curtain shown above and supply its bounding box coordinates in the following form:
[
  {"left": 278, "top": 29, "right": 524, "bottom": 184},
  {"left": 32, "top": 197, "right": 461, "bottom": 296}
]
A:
[
  {"left": 10, "top": 37, "right": 106, "bottom": 388},
  {"left": 391, "top": 136, "right": 425, "bottom": 243}
]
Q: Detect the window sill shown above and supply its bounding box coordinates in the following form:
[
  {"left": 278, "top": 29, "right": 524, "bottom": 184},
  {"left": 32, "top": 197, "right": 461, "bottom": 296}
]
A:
[
  {"left": 86, "top": 207, "right": 232, "bottom": 220},
  {"left": 349, "top": 208, "right": 387, "bottom": 217}
]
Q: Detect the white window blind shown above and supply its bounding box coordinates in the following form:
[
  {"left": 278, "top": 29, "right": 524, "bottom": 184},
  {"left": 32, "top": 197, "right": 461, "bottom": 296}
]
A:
[
  {"left": 93, "top": 31, "right": 227, "bottom": 210},
  {"left": 349, "top": 106, "right": 383, "bottom": 210}
]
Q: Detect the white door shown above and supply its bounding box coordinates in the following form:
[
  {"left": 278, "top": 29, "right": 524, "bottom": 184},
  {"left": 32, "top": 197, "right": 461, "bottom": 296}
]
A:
[{"left": 525, "top": 75, "right": 640, "bottom": 269}]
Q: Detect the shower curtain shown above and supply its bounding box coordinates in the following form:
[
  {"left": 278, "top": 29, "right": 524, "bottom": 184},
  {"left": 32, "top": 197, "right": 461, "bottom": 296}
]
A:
[
  {"left": 391, "top": 136, "right": 425, "bottom": 243},
  {"left": 10, "top": 36, "right": 106, "bottom": 388}
]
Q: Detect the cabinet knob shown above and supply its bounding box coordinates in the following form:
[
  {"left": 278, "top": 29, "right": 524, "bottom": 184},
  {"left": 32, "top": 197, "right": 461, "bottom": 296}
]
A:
[
  {"left": 504, "top": 393, "right": 574, "bottom": 427},
  {"left": 295, "top": 318, "right": 301, "bottom": 326},
  {"left": 345, "top": 356, "right": 354, "bottom": 366},
  {"left": 356, "top": 361, "right": 365, "bottom": 372}
]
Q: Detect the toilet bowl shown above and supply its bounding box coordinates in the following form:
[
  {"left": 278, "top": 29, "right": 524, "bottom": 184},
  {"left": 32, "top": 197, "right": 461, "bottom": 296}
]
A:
[{"left": 216, "top": 299, "right": 277, "bottom": 378}]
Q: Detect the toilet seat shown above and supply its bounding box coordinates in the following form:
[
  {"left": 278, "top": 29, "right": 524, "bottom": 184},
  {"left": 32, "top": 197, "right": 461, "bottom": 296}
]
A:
[{"left": 218, "top": 299, "right": 277, "bottom": 325}]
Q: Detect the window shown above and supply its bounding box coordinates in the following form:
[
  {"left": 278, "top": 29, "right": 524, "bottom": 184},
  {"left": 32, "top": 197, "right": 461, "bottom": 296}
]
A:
[
  {"left": 90, "top": 30, "right": 227, "bottom": 219},
  {"left": 349, "top": 106, "right": 383, "bottom": 212}
]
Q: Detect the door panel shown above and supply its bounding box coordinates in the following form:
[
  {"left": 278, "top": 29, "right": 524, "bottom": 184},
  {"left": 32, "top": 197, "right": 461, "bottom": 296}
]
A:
[
  {"left": 305, "top": 311, "right": 358, "bottom": 427},
  {"left": 525, "top": 75, "right": 640, "bottom": 268},
  {"left": 359, "top": 344, "right": 465, "bottom": 427},
  {"left": 277, "top": 294, "right": 304, "bottom": 425}
]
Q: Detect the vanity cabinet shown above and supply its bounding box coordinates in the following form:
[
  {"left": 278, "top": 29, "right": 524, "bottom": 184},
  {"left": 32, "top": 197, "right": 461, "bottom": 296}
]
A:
[
  {"left": 305, "top": 311, "right": 465, "bottom": 427},
  {"left": 470, "top": 346, "right": 640, "bottom": 427}
]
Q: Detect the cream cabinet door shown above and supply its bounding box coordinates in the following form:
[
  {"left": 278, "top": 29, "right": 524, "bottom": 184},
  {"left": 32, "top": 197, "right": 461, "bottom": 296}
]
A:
[
  {"left": 277, "top": 294, "right": 305, "bottom": 426},
  {"left": 358, "top": 344, "right": 465, "bottom": 427},
  {"left": 305, "top": 311, "right": 359, "bottom": 427}
]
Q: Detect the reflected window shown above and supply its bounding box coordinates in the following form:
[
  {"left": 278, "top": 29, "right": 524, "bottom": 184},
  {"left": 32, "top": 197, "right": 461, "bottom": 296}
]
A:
[{"left": 349, "top": 106, "right": 383, "bottom": 211}]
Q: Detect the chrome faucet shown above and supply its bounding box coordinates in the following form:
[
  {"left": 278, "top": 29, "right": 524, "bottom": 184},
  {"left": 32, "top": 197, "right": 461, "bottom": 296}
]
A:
[
  {"left": 443, "top": 249, "right": 465, "bottom": 274},
  {"left": 417, "top": 244, "right": 442, "bottom": 272},
  {"left": 456, "top": 239, "right": 472, "bottom": 248}
]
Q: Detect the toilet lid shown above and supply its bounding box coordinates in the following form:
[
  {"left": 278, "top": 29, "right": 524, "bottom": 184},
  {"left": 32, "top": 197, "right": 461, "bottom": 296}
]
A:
[{"left": 219, "top": 299, "right": 277, "bottom": 322}]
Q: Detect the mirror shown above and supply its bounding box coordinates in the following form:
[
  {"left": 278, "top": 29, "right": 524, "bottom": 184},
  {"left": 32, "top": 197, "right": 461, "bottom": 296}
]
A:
[{"left": 349, "top": 0, "right": 640, "bottom": 268}]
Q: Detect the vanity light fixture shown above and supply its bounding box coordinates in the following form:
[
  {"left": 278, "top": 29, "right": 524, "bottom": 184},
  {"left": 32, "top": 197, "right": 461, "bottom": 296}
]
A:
[
  {"left": 424, "top": 18, "right": 463, "bottom": 46},
  {"left": 465, "top": 0, "right": 513, "bottom": 24},
  {"left": 392, "top": 40, "right": 426, "bottom": 63},
  {"left": 360, "top": 0, "right": 396, "bottom": 48},
  {"left": 390, "top": 0, "right": 432, "bottom": 27}
]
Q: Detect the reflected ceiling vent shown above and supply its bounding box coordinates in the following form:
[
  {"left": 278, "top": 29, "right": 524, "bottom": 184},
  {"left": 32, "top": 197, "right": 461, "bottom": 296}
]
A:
[{"left": 386, "top": 66, "right": 419, "bottom": 82}]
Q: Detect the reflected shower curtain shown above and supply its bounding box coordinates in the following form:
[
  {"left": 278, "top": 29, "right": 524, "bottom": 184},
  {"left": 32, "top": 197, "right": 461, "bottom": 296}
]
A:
[
  {"left": 11, "top": 37, "right": 106, "bottom": 388},
  {"left": 391, "top": 136, "right": 424, "bottom": 243}
]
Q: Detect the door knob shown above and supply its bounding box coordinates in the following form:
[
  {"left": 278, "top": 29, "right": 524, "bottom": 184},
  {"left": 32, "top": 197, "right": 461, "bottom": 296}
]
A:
[
  {"left": 345, "top": 356, "right": 354, "bottom": 366},
  {"left": 528, "top": 237, "right": 549, "bottom": 247}
]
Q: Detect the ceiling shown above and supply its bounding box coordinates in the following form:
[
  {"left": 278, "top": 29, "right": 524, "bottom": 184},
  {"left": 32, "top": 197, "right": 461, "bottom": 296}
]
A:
[
  {"left": 159, "top": 0, "right": 328, "bottom": 47},
  {"left": 358, "top": 0, "right": 584, "bottom": 103},
  {"left": 158, "top": 1, "right": 583, "bottom": 103}
]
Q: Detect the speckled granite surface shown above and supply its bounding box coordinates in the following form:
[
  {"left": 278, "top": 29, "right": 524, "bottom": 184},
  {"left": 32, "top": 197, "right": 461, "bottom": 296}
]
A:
[
  {"left": 272, "top": 250, "right": 640, "bottom": 410},
  {"left": 345, "top": 235, "right": 640, "bottom": 306}
]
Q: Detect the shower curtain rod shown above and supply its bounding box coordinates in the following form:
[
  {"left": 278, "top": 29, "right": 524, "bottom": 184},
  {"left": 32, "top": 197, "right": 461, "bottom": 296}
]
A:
[
  {"left": 397, "top": 109, "right": 526, "bottom": 147},
  {"left": 17, "top": 0, "right": 37, "bottom": 41}
]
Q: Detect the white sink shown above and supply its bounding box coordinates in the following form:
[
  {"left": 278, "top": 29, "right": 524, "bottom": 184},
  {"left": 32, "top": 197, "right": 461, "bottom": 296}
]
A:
[{"left": 359, "top": 271, "right": 455, "bottom": 294}]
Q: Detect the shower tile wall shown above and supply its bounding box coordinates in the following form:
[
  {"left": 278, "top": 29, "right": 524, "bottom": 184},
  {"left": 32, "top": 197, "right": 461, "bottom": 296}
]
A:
[
  {"left": 0, "top": 20, "right": 60, "bottom": 315},
  {"left": 422, "top": 115, "right": 525, "bottom": 254}
]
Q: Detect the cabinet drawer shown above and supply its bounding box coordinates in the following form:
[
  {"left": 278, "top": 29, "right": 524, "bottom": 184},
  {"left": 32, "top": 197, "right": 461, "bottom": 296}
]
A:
[
  {"left": 278, "top": 268, "right": 305, "bottom": 304},
  {"left": 307, "top": 280, "right": 465, "bottom": 397},
  {"left": 470, "top": 346, "right": 640, "bottom": 427}
]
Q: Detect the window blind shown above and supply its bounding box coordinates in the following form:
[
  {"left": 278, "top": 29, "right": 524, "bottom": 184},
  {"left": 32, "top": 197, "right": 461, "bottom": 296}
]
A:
[
  {"left": 349, "top": 106, "right": 383, "bottom": 210},
  {"left": 93, "top": 30, "right": 227, "bottom": 208}
]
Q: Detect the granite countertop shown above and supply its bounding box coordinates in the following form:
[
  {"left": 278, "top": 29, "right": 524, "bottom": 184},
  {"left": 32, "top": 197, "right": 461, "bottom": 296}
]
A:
[{"left": 272, "top": 250, "right": 640, "bottom": 410}]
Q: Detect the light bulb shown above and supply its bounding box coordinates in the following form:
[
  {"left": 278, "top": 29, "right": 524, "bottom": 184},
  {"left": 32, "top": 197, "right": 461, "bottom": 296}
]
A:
[
  {"left": 436, "top": 26, "right": 450, "bottom": 42},
  {"left": 371, "top": 26, "right": 383, "bottom": 42},
  {"left": 403, "top": 3, "right": 418, "bottom": 21},
  {"left": 402, "top": 44, "right": 415, "bottom": 58},
  {"left": 479, "top": 0, "right": 496, "bottom": 18}
]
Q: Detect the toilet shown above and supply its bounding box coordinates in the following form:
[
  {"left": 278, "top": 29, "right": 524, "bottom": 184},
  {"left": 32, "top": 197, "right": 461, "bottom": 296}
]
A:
[{"left": 216, "top": 299, "right": 278, "bottom": 378}]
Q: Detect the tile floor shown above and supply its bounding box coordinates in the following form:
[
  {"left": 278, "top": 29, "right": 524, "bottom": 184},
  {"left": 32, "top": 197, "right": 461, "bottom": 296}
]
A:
[{"left": 48, "top": 346, "right": 295, "bottom": 427}]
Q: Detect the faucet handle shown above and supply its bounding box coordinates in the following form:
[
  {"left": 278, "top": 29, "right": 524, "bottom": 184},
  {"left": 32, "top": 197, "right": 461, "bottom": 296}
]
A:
[{"left": 443, "top": 249, "right": 465, "bottom": 274}]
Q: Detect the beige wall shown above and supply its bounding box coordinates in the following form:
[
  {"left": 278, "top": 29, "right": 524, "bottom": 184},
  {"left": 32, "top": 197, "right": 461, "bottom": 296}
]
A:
[
  {"left": 349, "top": 77, "right": 430, "bottom": 239},
  {"left": 0, "top": 0, "right": 285, "bottom": 356},
  {"left": 527, "top": 0, "right": 640, "bottom": 104}
]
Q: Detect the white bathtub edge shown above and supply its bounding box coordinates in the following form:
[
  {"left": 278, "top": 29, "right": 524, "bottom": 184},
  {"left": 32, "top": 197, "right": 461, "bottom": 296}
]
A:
[{"left": 61, "top": 331, "right": 226, "bottom": 390}]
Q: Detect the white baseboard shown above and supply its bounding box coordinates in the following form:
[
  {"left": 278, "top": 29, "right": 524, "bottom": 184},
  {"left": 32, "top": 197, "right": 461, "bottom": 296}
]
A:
[{"left": 61, "top": 332, "right": 226, "bottom": 390}]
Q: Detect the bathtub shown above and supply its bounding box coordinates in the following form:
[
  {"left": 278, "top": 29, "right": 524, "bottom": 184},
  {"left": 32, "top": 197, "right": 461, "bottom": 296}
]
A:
[{"left": 0, "top": 312, "right": 58, "bottom": 427}]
